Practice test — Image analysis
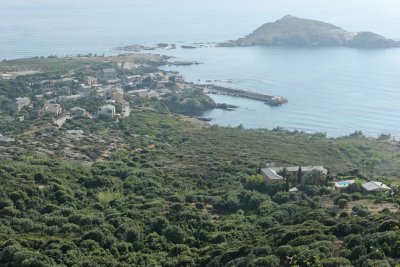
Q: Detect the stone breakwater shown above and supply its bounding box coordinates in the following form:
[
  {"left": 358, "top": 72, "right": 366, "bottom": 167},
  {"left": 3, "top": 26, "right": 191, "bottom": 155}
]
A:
[{"left": 204, "top": 85, "right": 288, "bottom": 106}]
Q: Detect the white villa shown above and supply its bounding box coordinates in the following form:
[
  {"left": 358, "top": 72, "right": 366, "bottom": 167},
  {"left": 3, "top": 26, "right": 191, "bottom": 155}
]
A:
[
  {"left": 14, "top": 97, "right": 31, "bottom": 112},
  {"left": 261, "top": 165, "right": 327, "bottom": 183}
]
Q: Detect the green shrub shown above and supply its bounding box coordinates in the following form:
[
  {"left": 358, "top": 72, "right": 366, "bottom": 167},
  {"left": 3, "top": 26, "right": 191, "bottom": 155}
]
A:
[{"left": 337, "top": 199, "right": 348, "bottom": 209}]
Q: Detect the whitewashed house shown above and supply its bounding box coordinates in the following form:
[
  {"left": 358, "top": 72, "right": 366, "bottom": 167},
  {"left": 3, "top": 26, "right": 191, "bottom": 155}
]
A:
[{"left": 98, "top": 104, "right": 116, "bottom": 118}]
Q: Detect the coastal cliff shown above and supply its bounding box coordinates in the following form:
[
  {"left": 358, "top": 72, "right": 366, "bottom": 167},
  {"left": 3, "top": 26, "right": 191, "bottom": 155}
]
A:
[{"left": 220, "top": 15, "right": 399, "bottom": 48}]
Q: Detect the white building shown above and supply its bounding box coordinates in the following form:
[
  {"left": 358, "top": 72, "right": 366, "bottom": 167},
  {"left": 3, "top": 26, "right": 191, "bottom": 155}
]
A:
[
  {"left": 70, "top": 107, "right": 86, "bottom": 117},
  {"left": 121, "top": 104, "right": 131, "bottom": 117},
  {"left": 38, "top": 103, "right": 63, "bottom": 117},
  {"left": 98, "top": 104, "right": 116, "bottom": 118},
  {"left": 261, "top": 165, "right": 328, "bottom": 184},
  {"left": 362, "top": 181, "right": 392, "bottom": 192},
  {"left": 126, "top": 75, "right": 143, "bottom": 85},
  {"left": 175, "top": 75, "right": 184, "bottom": 83},
  {"left": 0, "top": 133, "right": 14, "bottom": 142},
  {"left": 59, "top": 95, "right": 82, "bottom": 102},
  {"left": 127, "top": 89, "right": 149, "bottom": 98},
  {"left": 84, "top": 76, "right": 98, "bottom": 86},
  {"left": 35, "top": 94, "right": 44, "bottom": 100},
  {"left": 14, "top": 97, "right": 31, "bottom": 112},
  {"left": 78, "top": 86, "right": 93, "bottom": 98},
  {"left": 147, "top": 91, "right": 160, "bottom": 99},
  {"left": 97, "top": 68, "right": 117, "bottom": 80}
]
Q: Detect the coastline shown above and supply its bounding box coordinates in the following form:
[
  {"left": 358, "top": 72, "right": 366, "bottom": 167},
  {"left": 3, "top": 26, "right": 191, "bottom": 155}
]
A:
[{"left": 2, "top": 48, "right": 398, "bottom": 137}]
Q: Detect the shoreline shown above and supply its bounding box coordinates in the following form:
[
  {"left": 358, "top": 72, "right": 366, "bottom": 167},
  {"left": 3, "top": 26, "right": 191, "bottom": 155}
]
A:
[{"left": 1, "top": 51, "right": 398, "bottom": 140}]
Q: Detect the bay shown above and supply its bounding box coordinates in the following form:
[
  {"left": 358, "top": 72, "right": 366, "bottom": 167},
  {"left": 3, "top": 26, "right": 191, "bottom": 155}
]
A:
[
  {"left": 162, "top": 46, "right": 400, "bottom": 137},
  {"left": 1, "top": 0, "right": 400, "bottom": 137}
]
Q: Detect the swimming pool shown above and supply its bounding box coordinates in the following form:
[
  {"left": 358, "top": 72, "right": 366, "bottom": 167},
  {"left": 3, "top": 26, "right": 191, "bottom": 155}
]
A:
[{"left": 335, "top": 180, "right": 355, "bottom": 187}]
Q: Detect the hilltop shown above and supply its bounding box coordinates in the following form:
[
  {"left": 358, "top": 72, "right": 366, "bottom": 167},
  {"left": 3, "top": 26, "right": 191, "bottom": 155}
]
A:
[{"left": 221, "top": 15, "right": 399, "bottom": 48}]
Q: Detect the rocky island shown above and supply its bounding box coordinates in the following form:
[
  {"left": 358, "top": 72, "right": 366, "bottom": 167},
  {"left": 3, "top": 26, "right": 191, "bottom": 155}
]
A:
[{"left": 220, "top": 15, "right": 399, "bottom": 48}]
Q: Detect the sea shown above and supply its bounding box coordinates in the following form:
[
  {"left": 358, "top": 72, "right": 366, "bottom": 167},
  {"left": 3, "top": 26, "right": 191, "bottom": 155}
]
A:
[{"left": 1, "top": 0, "right": 400, "bottom": 137}]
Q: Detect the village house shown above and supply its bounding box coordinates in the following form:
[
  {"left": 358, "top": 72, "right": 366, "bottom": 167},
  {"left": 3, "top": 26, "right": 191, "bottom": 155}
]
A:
[
  {"left": 0, "top": 73, "right": 13, "bottom": 80},
  {"left": 121, "top": 104, "right": 131, "bottom": 117},
  {"left": 105, "top": 100, "right": 116, "bottom": 106},
  {"left": 260, "top": 167, "right": 284, "bottom": 183},
  {"left": 261, "top": 165, "right": 328, "bottom": 184},
  {"left": 84, "top": 76, "right": 98, "bottom": 86},
  {"left": 0, "top": 133, "right": 14, "bottom": 142},
  {"left": 97, "top": 68, "right": 117, "bottom": 80},
  {"left": 94, "top": 85, "right": 122, "bottom": 98},
  {"left": 111, "top": 88, "right": 125, "bottom": 104},
  {"left": 59, "top": 95, "right": 82, "bottom": 102},
  {"left": 16, "top": 116, "right": 25, "bottom": 122},
  {"left": 127, "top": 89, "right": 149, "bottom": 98},
  {"left": 38, "top": 103, "right": 63, "bottom": 117},
  {"left": 106, "top": 78, "right": 121, "bottom": 84},
  {"left": 147, "top": 91, "right": 160, "bottom": 99},
  {"left": 175, "top": 75, "right": 184, "bottom": 83},
  {"left": 125, "top": 75, "right": 143, "bottom": 85},
  {"left": 35, "top": 94, "right": 44, "bottom": 101},
  {"left": 182, "top": 87, "right": 196, "bottom": 96},
  {"left": 58, "top": 86, "right": 71, "bottom": 96},
  {"left": 156, "top": 80, "right": 170, "bottom": 89},
  {"left": 59, "top": 77, "right": 74, "bottom": 83},
  {"left": 149, "top": 72, "right": 164, "bottom": 81},
  {"left": 43, "top": 92, "right": 54, "bottom": 98},
  {"left": 13, "top": 97, "right": 31, "bottom": 112},
  {"left": 66, "top": 129, "right": 84, "bottom": 135},
  {"left": 98, "top": 104, "right": 116, "bottom": 118},
  {"left": 77, "top": 86, "right": 93, "bottom": 98},
  {"left": 157, "top": 88, "right": 172, "bottom": 96},
  {"left": 69, "top": 107, "right": 87, "bottom": 117}
]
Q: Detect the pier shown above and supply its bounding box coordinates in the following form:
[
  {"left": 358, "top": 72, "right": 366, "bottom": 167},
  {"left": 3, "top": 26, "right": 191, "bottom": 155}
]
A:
[{"left": 203, "top": 85, "right": 288, "bottom": 106}]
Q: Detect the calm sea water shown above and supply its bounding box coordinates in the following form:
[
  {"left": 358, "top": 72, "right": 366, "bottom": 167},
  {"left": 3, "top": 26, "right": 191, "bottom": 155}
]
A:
[
  {"left": 2, "top": 0, "right": 400, "bottom": 137},
  {"left": 162, "top": 46, "right": 400, "bottom": 137}
]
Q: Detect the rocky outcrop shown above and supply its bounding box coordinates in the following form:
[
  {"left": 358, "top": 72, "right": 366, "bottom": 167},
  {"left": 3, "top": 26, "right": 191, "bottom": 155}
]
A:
[{"left": 220, "top": 15, "right": 399, "bottom": 48}]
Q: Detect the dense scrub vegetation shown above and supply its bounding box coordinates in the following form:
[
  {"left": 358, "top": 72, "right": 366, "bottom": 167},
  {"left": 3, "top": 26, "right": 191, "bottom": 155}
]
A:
[
  {"left": 162, "top": 92, "right": 216, "bottom": 115},
  {"left": 1, "top": 56, "right": 399, "bottom": 266},
  {"left": 0, "top": 110, "right": 399, "bottom": 266}
]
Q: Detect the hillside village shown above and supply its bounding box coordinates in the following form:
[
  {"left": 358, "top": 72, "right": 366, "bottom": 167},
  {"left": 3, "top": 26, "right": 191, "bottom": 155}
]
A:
[
  {"left": 0, "top": 54, "right": 216, "bottom": 162},
  {"left": 2, "top": 63, "right": 187, "bottom": 122}
]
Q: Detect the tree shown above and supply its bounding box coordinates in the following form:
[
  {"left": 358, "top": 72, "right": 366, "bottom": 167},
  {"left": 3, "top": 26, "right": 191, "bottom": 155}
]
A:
[
  {"left": 320, "top": 257, "right": 352, "bottom": 267},
  {"left": 250, "top": 255, "right": 280, "bottom": 267},
  {"left": 297, "top": 166, "right": 303, "bottom": 185},
  {"left": 337, "top": 199, "right": 348, "bottom": 209},
  {"left": 278, "top": 168, "right": 290, "bottom": 192},
  {"left": 305, "top": 170, "right": 326, "bottom": 186},
  {"left": 164, "top": 226, "right": 186, "bottom": 244},
  {"left": 245, "top": 174, "right": 266, "bottom": 192}
]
